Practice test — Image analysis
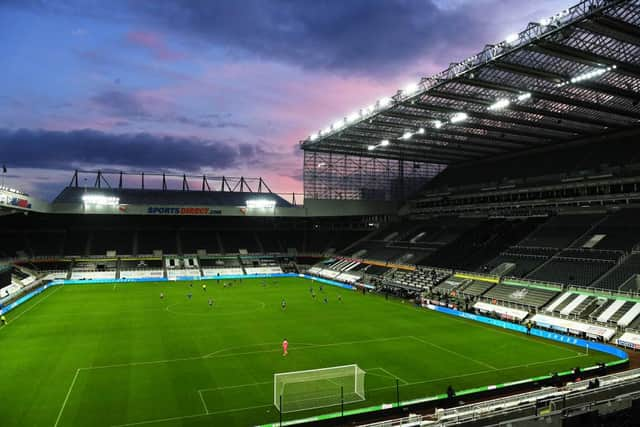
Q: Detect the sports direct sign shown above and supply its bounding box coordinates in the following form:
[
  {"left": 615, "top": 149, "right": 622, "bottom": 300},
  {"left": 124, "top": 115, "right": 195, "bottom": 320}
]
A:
[
  {"left": 0, "top": 192, "right": 32, "bottom": 210},
  {"left": 146, "top": 206, "right": 222, "bottom": 215}
]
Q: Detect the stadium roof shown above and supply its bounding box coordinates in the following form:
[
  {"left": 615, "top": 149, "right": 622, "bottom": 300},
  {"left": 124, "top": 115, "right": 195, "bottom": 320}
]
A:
[{"left": 300, "top": 0, "right": 640, "bottom": 165}]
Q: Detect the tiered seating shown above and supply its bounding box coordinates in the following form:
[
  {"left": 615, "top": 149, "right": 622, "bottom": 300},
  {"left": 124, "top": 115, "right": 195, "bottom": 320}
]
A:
[
  {"left": 607, "top": 301, "right": 637, "bottom": 324},
  {"left": 483, "top": 247, "right": 556, "bottom": 277},
  {"left": 200, "top": 256, "right": 244, "bottom": 276},
  {"left": 90, "top": 230, "right": 133, "bottom": 255},
  {"left": 527, "top": 258, "right": 614, "bottom": 287},
  {"left": 119, "top": 258, "right": 164, "bottom": 279},
  {"left": 596, "top": 253, "right": 640, "bottom": 290},
  {"left": 0, "top": 232, "right": 26, "bottom": 258},
  {"left": 137, "top": 230, "right": 177, "bottom": 255},
  {"left": 63, "top": 231, "right": 89, "bottom": 256},
  {"left": 241, "top": 256, "right": 283, "bottom": 275},
  {"left": 70, "top": 260, "right": 117, "bottom": 280},
  {"left": 384, "top": 267, "right": 450, "bottom": 291},
  {"left": 165, "top": 256, "right": 201, "bottom": 279},
  {"left": 26, "top": 231, "right": 64, "bottom": 256},
  {"left": 482, "top": 284, "right": 558, "bottom": 309},
  {"left": 258, "top": 231, "right": 284, "bottom": 253},
  {"left": 180, "top": 230, "right": 221, "bottom": 254},
  {"left": 520, "top": 214, "right": 601, "bottom": 248},
  {"left": 460, "top": 280, "right": 494, "bottom": 297},
  {"left": 618, "top": 303, "right": 640, "bottom": 328},
  {"left": 219, "top": 231, "right": 260, "bottom": 253},
  {"left": 573, "top": 209, "right": 640, "bottom": 251},
  {"left": 419, "top": 218, "right": 543, "bottom": 270}
]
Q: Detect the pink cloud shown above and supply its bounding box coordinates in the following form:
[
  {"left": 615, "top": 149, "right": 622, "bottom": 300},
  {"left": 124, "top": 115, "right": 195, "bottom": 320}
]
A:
[{"left": 126, "top": 30, "right": 186, "bottom": 62}]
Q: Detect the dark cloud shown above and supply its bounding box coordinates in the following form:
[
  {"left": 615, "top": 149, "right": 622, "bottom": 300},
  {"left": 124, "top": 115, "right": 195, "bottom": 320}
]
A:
[
  {"left": 6, "top": 0, "right": 490, "bottom": 76},
  {"left": 129, "top": 0, "right": 486, "bottom": 75},
  {"left": 91, "top": 90, "right": 148, "bottom": 118},
  {"left": 0, "top": 128, "right": 255, "bottom": 171}
]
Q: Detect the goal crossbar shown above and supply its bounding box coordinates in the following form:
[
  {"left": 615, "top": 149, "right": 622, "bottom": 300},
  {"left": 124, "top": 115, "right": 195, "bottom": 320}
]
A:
[{"left": 274, "top": 364, "right": 365, "bottom": 413}]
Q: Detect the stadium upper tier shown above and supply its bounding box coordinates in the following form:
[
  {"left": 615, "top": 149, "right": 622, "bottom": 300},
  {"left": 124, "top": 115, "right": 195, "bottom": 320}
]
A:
[
  {"left": 53, "top": 187, "right": 293, "bottom": 207},
  {"left": 301, "top": 0, "right": 640, "bottom": 167}
]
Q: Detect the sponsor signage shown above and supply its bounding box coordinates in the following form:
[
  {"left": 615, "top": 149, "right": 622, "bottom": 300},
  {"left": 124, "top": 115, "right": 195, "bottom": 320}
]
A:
[
  {"left": 146, "top": 206, "right": 223, "bottom": 215},
  {"left": 0, "top": 192, "right": 32, "bottom": 209}
]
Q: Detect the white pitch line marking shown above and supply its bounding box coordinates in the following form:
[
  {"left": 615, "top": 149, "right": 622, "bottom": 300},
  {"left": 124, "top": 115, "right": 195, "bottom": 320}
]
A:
[
  {"left": 80, "top": 336, "right": 411, "bottom": 371},
  {"left": 53, "top": 368, "right": 80, "bottom": 427},
  {"left": 410, "top": 335, "right": 498, "bottom": 370},
  {"left": 0, "top": 286, "right": 62, "bottom": 332},
  {"left": 198, "top": 390, "right": 209, "bottom": 414},
  {"left": 110, "top": 403, "right": 272, "bottom": 427}
]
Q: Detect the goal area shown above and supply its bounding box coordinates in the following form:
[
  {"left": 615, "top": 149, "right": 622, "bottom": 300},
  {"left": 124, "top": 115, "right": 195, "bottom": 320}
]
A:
[{"left": 274, "top": 364, "right": 366, "bottom": 413}]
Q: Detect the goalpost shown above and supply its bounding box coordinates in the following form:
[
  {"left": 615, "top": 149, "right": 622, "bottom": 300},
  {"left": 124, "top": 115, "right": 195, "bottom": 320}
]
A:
[{"left": 274, "top": 364, "right": 366, "bottom": 413}]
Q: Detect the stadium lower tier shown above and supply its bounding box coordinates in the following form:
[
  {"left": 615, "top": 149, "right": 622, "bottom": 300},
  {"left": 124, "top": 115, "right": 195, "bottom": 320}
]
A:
[{"left": 0, "top": 277, "right": 622, "bottom": 427}]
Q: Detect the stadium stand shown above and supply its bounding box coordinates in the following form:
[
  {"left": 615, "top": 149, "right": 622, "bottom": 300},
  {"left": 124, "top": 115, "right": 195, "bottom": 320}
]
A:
[
  {"left": 596, "top": 253, "right": 640, "bottom": 291},
  {"left": 481, "top": 284, "right": 558, "bottom": 309},
  {"left": 519, "top": 214, "right": 603, "bottom": 248},
  {"left": 527, "top": 257, "right": 616, "bottom": 287},
  {"left": 54, "top": 187, "right": 292, "bottom": 207}
]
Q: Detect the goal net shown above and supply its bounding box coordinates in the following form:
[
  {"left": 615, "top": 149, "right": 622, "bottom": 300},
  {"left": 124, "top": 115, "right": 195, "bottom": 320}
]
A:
[{"left": 274, "top": 364, "right": 366, "bottom": 413}]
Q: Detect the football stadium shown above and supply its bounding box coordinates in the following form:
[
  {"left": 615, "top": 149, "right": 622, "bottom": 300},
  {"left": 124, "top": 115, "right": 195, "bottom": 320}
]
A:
[{"left": 2, "top": 1, "right": 640, "bottom": 426}]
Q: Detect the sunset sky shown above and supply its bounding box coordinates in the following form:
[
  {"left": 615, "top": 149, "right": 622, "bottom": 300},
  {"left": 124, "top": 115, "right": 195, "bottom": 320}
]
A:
[{"left": 0, "top": 0, "right": 575, "bottom": 200}]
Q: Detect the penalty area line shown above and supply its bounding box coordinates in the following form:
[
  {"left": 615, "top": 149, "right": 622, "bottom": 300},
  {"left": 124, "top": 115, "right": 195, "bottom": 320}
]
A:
[
  {"left": 54, "top": 368, "right": 80, "bottom": 427},
  {"left": 110, "top": 403, "right": 272, "bottom": 427}
]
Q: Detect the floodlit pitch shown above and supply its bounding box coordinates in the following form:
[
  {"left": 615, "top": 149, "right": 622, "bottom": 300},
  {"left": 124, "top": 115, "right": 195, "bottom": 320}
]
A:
[{"left": 0, "top": 277, "right": 617, "bottom": 426}]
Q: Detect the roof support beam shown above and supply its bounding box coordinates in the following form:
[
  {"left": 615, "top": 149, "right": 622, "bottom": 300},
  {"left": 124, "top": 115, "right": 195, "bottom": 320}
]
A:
[
  {"left": 413, "top": 91, "right": 589, "bottom": 135},
  {"left": 530, "top": 41, "right": 640, "bottom": 78},
  {"left": 410, "top": 101, "right": 565, "bottom": 140},
  {"left": 303, "top": 144, "right": 465, "bottom": 164},
  {"left": 578, "top": 15, "right": 640, "bottom": 46},
  {"left": 458, "top": 77, "right": 640, "bottom": 120},
  {"left": 428, "top": 89, "right": 616, "bottom": 128},
  {"left": 367, "top": 114, "right": 537, "bottom": 150},
  {"left": 490, "top": 61, "right": 640, "bottom": 102}
]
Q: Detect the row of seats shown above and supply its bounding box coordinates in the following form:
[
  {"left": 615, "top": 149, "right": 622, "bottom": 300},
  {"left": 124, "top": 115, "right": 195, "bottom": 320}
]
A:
[{"left": 0, "top": 228, "right": 369, "bottom": 258}]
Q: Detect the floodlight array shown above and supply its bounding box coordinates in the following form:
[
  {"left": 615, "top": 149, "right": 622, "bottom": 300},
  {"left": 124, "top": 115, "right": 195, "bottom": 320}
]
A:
[
  {"left": 246, "top": 199, "right": 276, "bottom": 209},
  {"left": 82, "top": 194, "right": 120, "bottom": 206},
  {"left": 557, "top": 66, "right": 616, "bottom": 88}
]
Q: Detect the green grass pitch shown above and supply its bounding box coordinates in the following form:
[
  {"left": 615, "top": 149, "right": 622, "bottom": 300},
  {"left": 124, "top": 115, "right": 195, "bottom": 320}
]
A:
[{"left": 0, "top": 277, "right": 617, "bottom": 426}]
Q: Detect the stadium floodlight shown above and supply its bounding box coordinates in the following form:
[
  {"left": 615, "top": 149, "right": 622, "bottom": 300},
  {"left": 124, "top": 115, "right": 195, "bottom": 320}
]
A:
[
  {"left": 562, "top": 67, "right": 609, "bottom": 87},
  {"left": 332, "top": 119, "right": 344, "bottom": 130},
  {"left": 82, "top": 194, "right": 119, "bottom": 206},
  {"left": 488, "top": 98, "right": 510, "bottom": 111},
  {"left": 417, "top": 127, "right": 425, "bottom": 134},
  {"left": 517, "top": 92, "right": 532, "bottom": 102},
  {"left": 539, "top": 17, "right": 551, "bottom": 26},
  {"left": 322, "top": 126, "right": 331, "bottom": 135},
  {"left": 450, "top": 112, "right": 468, "bottom": 124},
  {"left": 246, "top": 199, "right": 276, "bottom": 209},
  {"left": 505, "top": 33, "right": 519, "bottom": 44},
  {"left": 309, "top": 133, "right": 319, "bottom": 141},
  {"left": 400, "top": 131, "right": 413, "bottom": 140},
  {"left": 402, "top": 82, "right": 420, "bottom": 95},
  {"left": 433, "top": 120, "right": 443, "bottom": 129},
  {"left": 367, "top": 145, "right": 375, "bottom": 151},
  {"left": 380, "top": 139, "right": 390, "bottom": 146},
  {"left": 274, "top": 364, "right": 365, "bottom": 413},
  {"left": 346, "top": 112, "right": 360, "bottom": 123},
  {"left": 377, "top": 97, "right": 392, "bottom": 108}
]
